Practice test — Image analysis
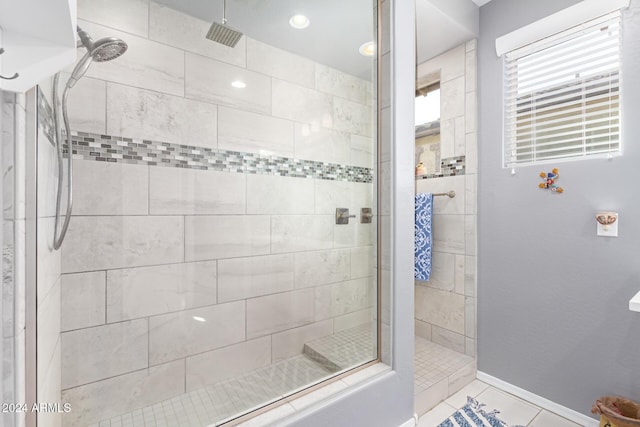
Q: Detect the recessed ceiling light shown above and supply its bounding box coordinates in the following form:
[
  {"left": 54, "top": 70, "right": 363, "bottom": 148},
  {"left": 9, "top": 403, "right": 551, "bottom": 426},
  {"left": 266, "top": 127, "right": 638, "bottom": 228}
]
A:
[
  {"left": 192, "top": 316, "right": 206, "bottom": 322},
  {"left": 359, "top": 41, "right": 375, "bottom": 56},
  {"left": 289, "top": 14, "right": 310, "bottom": 29},
  {"left": 231, "top": 80, "right": 246, "bottom": 88}
]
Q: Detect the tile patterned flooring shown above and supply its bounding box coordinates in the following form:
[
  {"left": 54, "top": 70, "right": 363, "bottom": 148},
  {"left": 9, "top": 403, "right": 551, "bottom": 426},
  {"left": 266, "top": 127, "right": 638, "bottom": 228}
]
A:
[
  {"left": 418, "top": 380, "right": 584, "bottom": 427},
  {"left": 91, "top": 355, "right": 335, "bottom": 427},
  {"left": 91, "top": 326, "right": 376, "bottom": 427}
]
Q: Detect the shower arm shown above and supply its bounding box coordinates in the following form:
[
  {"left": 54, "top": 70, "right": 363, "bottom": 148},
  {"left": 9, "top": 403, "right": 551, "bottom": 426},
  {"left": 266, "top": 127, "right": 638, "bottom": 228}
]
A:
[{"left": 52, "top": 73, "right": 74, "bottom": 250}]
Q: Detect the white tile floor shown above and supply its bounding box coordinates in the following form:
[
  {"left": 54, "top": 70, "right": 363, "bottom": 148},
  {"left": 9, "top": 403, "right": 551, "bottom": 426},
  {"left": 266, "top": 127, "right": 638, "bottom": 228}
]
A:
[{"left": 418, "top": 380, "right": 584, "bottom": 427}]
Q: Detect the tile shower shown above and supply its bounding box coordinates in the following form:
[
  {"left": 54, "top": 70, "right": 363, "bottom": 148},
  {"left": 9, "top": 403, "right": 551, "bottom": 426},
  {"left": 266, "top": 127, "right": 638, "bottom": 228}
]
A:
[
  {"left": 33, "top": 1, "right": 378, "bottom": 426},
  {"left": 413, "top": 40, "right": 478, "bottom": 414}
]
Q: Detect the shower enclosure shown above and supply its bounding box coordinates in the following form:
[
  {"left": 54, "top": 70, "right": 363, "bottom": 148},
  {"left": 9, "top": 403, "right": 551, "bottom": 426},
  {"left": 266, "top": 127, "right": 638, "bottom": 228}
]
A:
[{"left": 31, "top": 1, "right": 381, "bottom": 426}]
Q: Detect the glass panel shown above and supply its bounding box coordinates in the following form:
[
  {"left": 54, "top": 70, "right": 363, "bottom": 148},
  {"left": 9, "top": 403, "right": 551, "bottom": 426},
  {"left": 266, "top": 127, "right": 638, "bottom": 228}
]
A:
[{"left": 35, "top": 1, "right": 378, "bottom": 425}]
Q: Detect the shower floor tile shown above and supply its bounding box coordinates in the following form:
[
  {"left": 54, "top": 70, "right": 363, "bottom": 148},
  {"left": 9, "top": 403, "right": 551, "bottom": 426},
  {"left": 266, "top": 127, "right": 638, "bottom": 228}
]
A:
[
  {"left": 91, "top": 355, "right": 335, "bottom": 427},
  {"left": 303, "top": 324, "right": 376, "bottom": 371},
  {"left": 414, "top": 336, "right": 476, "bottom": 416}
]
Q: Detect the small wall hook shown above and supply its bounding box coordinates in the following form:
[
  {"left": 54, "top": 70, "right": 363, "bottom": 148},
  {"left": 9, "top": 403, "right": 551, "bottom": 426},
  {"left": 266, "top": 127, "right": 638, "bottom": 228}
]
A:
[{"left": 0, "top": 48, "right": 20, "bottom": 80}]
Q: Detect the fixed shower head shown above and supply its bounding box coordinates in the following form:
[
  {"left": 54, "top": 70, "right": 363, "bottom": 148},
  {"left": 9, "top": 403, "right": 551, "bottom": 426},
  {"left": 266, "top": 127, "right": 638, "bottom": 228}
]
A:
[
  {"left": 67, "top": 27, "right": 128, "bottom": 88},
  {"left": 206, "top": 0, "right": 243, "bottom": 48}
]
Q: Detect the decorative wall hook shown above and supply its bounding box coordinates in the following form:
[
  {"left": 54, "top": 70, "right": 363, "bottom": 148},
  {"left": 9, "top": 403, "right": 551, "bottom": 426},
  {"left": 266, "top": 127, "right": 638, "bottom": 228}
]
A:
[
  {"left": 538, "top": 168, "right": 563, "bottom": 193},
  {"left": 0, "top": 48, "right": 20, "bottom": 80}
]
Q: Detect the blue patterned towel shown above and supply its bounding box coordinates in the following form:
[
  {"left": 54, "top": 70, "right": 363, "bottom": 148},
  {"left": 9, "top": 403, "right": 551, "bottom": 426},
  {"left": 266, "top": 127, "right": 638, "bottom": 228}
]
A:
[{"left": 415, "top": 193, "right": 433, "bottom": 281}]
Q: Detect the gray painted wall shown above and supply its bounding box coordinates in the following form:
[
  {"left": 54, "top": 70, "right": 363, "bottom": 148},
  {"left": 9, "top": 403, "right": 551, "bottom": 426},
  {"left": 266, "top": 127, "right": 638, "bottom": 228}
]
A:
[{"left": 478, "top": 0, "right": 640, "bottom": 418}]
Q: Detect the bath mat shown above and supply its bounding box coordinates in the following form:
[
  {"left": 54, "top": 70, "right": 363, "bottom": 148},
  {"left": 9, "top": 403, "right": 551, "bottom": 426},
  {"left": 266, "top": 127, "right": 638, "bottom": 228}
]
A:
[{"left": 437, "top": 396, "right": 526, "bottom": 427}]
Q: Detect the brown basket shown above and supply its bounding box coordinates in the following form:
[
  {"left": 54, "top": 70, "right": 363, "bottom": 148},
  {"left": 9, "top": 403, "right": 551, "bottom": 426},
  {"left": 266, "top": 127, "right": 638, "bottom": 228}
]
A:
[{"left": 592, "top": 396, "right": 640, "bottom": 427}]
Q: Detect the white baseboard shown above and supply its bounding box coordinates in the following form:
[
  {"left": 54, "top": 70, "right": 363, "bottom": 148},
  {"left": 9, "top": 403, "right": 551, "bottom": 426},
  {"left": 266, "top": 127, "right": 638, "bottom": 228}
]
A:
[
  {"left": 397, "top": 413, "right": 418, "bottom": 427},
  {"left": 477, "top": 371, "right": 599, "bottom": 427}
]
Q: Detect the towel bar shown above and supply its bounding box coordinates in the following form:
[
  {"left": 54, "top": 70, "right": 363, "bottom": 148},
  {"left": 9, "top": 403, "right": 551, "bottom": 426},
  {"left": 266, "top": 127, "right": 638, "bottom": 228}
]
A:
[{"left": 433, "top": 191, "right": 455, "bottom": 198}]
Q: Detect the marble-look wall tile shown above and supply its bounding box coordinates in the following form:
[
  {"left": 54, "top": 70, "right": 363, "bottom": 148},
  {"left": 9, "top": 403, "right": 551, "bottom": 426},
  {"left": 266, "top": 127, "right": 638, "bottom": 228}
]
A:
[
  {"left": 350, "top": 134, "right": 374, "bottom": 168},
  {"left": 454, "top": 254, "right": 465, "bottom": 295},
  {"left": 76, "top": 20, "right": 185, "bottom": 96},
  {"left": 247, "top": 39, "right": 315, "bottom": 89},
  {"left": 432, "top": 214, "right": 465, "bottom": 254},
  {"left": 465, "top": 337, "right": 476, "bottom": 358},
  {"left": 73, "top": 160, "right": 148, "bottom": 216},
  {"left": 440, "top": 77, "right": 465, "bottom": 121},
  {"left": 61, "top": 319, "right": 148, "bottom": 389},
  {"left": 465, "top": 297, "right": 476, "bottom": 339},
  {"left": 331, "top": 278, "right": 373, "bottom": 317},
  {"left": 246, "top": 289, "right": 315, "bottom": 339},
  {"left": 465, "top": 215, "right": 476, "bottom": 256},
  {"left": 465, "top": 174, "right": 477, "bottom": 215},
  {"left": 316, "top": 64, "right": 369, "bottom": 105},
  {"left": 350, "top": 246, "right": 373, "bottom": 280},
  {"left": 217, "top": 254, "right": 294, "bottom": 303},
  {"left": 415, "top": 175, "right": 465, "bottom": 215},
  {"left": 65, "top": 76, "right": 106, "bottom": 135},
  {"left": 62, "top": 216, "right": 184, "bottom": 273},
  {"left": 149, "top": 167, "right": 245, "bottom": 215},
  {"left": 218, "top": 106, "right": 294, "bottom": 157},
  {"left": 184, "top": 216, "right": 270, "bottom": 261},
  {"left": 272, "top": 79, "right": 333, "bottom": 126},
  {"left": 454, "top": 116, "right": 466, "bottom": 157},
  {"left": 78, "top": 0, "right": 149, "bottom": 37},
  {"left": 416, "top": 251, "right": 454, "bottom": 292},
  {"left": 149, "top": 301, "right": 245, "bottom": 365},
  {"left": 247, "top": 175, "right": 314, "bottom": 215},
  {"left": 37, "top": 127, "right": 60, "bottom": 219},
  {"left": 106, "top": 83, "right": 218, "bottom": 148},
  {"left": 106, "top": 261, "right": 217, "bottom": 322},
  {"left": 465, "top": 255, "right": 476, "bottom": 297},
  {"left": 431, "top": 325, "right": 465, "bottom": 354},
  {"left": 149, "top": 2, "right": 246, "bottom": 68},
  {"left": 271, "top": 215, "right": 334, "bottom": 253},
  {"left": 186, "top": 337, "right": 271, "bottom": 391},
  {"left": 333, "top": 308, "right": 373, "bottom": 332},
  {"left": 466, "top": 91, "right": 477, "bottom": 134},
  {"left": 36, "top": 218, "right": 61, "bottom": 306},
  {"left": 466, "top": 48, "right": 477, "bottom": 93},
  {"left": 466, "top": 131, "right": 478, "bottom": 174},
  {"left": 314, "top": 285, "right": 332, "bottom": 322},
  {"left": 333, "top": 97, "right": 373, "bottom": 138},
  {"left": 62, "top": 360, "right": 184, "bottom": 427},
  {"left": 61, "top": 272, "right": 106, "bottom": 332},
  {"left": 37, "top": 278, "right": 60, "bottom": 391},
  {"left": 415, "top": 319, "right": 432, "bottom": 340},
  {"left": 272, "top": 320, "right": 333, "bottom": 361},
  {"left": 334, "top": 222, "right": 374, "bottom": 248},
  {"left": 449, "top": 361, "right": 477, "bottom": 395},
  {"left": 294, "top": 249, "right": 351, "bottom": 288},
  {"left": 37, "top": 340, "right": 62, "bottom": 427},
  {"left": 415, "top": 286, "right": 465, "bottom": 335},
  {"left": 294, "top": 124, "right": 350, "bottom": 165},
  {"left": 440, "top": 118, "right": 455, "bottom": 159},
  {"left": 185, "top": 53, "right": 271, "bottom": 114},
  {"left": 315, "top": 180, "right": 372, "bottom": 215}
]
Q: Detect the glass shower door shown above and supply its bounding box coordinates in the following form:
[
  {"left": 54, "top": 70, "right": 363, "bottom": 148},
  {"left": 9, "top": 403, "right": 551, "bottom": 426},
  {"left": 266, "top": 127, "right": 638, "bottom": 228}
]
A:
[{"left": 34, "top": 1, "right": 379, "bottom": 425}]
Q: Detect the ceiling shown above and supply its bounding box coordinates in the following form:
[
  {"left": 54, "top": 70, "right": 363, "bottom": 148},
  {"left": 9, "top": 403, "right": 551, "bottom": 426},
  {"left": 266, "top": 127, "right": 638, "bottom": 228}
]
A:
[{"left": 155, "top": 0, "right": 487, "bottom": 80}]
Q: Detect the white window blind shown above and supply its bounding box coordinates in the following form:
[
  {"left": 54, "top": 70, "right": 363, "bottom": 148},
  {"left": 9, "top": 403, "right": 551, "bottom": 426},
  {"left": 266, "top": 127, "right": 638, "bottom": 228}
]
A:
[{"left": 503, "top": 11, "right": 622, "bottom": 167}]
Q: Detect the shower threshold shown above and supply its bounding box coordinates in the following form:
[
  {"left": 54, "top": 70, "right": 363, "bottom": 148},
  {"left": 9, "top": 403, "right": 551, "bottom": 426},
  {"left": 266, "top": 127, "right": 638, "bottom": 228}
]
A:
[{"left": 90, "top": 325, "right": 375, "bottom": 427}]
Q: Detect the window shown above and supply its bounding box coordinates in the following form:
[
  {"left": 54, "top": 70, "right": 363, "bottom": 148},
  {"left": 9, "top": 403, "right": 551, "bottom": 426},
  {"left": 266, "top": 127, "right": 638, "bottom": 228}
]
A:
[{"left": 503, "top": 11, "right": 622, "bottom": 167}]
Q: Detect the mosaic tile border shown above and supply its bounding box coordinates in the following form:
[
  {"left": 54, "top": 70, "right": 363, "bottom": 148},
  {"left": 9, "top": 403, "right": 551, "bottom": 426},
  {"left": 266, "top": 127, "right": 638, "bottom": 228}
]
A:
[
  {"left": 37, "top": 88, "right": 372, "bottom": 183},
  {"left": 416, "top": 155, "right": 465, "bottom": 180},
  {"left": 65, "top": 131, "right": 373, "bottom": 183}
]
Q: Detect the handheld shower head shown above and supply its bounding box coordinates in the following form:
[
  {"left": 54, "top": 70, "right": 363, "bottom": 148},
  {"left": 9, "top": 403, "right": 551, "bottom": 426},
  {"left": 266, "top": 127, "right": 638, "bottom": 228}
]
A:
[{"left": 67, "top": 27, "right": 128, "bottom": 88}]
